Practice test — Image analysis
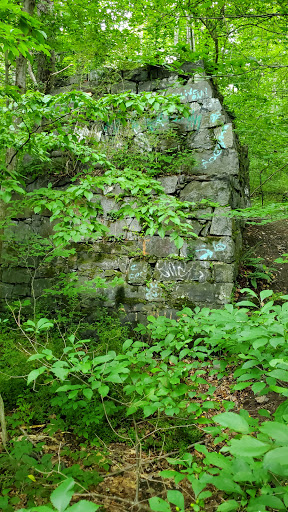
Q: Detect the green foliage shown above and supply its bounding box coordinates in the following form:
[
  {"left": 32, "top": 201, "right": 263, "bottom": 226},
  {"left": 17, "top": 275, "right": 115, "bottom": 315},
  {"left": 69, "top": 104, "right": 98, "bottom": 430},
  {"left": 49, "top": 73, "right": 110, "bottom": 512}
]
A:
[
  {"left": 17, "top": 478, "right": 100, "bottom": 512},
  {"left": 0, "top": 438, "right": 103, "bottom": 508},
  {"left": 241, "top": 254, "right": 277, "bottom": 289}
]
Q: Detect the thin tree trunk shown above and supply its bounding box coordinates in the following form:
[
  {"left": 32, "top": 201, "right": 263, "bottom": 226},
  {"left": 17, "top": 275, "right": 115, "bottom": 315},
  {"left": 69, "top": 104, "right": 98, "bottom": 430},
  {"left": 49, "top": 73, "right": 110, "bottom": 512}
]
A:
[
  {"left": 0, "top": 394, "right": 8, "bottom": 449},
  {"left": 15, "top": 0, "right": 36, "bottom": 92},
  {"left": 37, "top": 0, "right": 55, "bottom": 93},
  {"left": 186, "top": 14, "right": 195, "bottom": 51}
]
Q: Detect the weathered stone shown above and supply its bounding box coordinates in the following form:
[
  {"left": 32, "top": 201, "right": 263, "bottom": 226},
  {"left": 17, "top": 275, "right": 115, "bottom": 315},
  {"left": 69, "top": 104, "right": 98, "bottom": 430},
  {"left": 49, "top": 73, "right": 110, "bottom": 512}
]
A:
[
  {"left": 194, "top": 148, "right": 239, "bottom": 176},
  {"left": 140, "top": 237, "right": 179, "bottom": 257},
  {"left": 180, "top": 180, "right": 232, "bottom": 206},
  {"left": 191, "top": 207, "right": 213, "bottom": 220},
  {"left": 173, "top": 282, "right": 218, "bottom": 303},
  {"left": 127, "top": 259, "right": 150, "bottom": 285},
  {"left": 180, "top": 237, "right": 235, "bottom": 263},
  {"left": 122, "top": 68, "right": 149, "bottom": 82},
  {"left": 120, "top": 284, "right": 146, "bottom": 301},
  {"left": 99, "top": 197, "right": 119, "bottom": 217},
  {"left": 145, "top": 281, "right": 164, "bottom": 301},
  {"left": 2, "top": 268, "right": 31, "bottom": 284},
  {"left": 0, "top": 283, "right": 14, "bottom": 299},
  {"left": 33, "top": 278, "right": 54, "bottom": 297},
  {"left": 173, "top": 282, "right": 233, "bottom": 304},
  {"left": 158, "top": 176, "right": 178, "bottom": 194},
  {"left": 201, "top": 98, "right": 222, "bottom": 112},
  {"left": 201, "top": 111, "right": 226, "bottom": 128},
  {"left": 110, "top": 80, "right": 137, "bottom": 94},
  {"left": 154, "top": 260, "right": 211, "bottom": 282},
  {"left": 166, "top": 81, "right": 213, "bottom": 103},
  {"left": 216, "top": 283, "right": 234, "bottom": 303},
  {"left": 214, "top": 124, "right": 234, "bottom": 149},
  {"left": 200, "top": 222, "right": 211, "bottom": 236},
  {"left": 212, "top": 262, "right": 235, "bottom": 283},
  {"left": 186, "top": 129, "right": 214, "bottom": 150},
  {"left": 185, "top": 219, "right": 203, "bottom": 236},
  {"left": 171, "top": 112, "right": 202, "bottom": 132},
  {"left": 108, "top": 218, "right": 142, "bottom": 238},
  {"left": 210, "top": 207, "right": 233, "bottom": 236},
  {"left": 78, "top": 254, "right": 128, "bottom": 273}
]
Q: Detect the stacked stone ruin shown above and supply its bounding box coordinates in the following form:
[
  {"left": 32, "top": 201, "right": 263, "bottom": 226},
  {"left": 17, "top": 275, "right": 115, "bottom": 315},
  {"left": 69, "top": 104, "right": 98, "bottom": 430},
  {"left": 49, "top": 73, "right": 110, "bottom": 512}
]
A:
[{"left": 0, "top": 62, "right": 249, "bottom": 322}]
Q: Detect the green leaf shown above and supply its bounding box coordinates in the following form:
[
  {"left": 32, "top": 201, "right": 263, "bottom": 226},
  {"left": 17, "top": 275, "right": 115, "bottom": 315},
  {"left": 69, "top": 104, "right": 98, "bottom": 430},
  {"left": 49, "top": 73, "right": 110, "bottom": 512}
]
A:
[
  {"left": 228, "top": 436, "right": 270, "bottom": 457},
  {"left": 98, "top": 385, "right": 109, "bottom": 397},
  {"left": 149, "top": 497, "right": 171, "bottom": 512},
  {"left": 251, "top": 382, "right": 266, "bottom": 394},
  {"left": 68, "top": 500, "right": 100, "bottom": 511},
  {"left": 268, "top": 369, "right": 288, "bottom": 382},
  {"left": 27, "top": 367, "right": 46, "bottom": 385},
  {"left": 167, "top": 490, "right": 184, "bottom": 510},
  {"left": 213, "top": 412, "right": 250, "bottom": 433},
  {"left": 259, "top": 421, "right": 288, "bottom": 443},
  {"left": 217, "top": 500, "right": 239, "bottom": 512},
  {"left": 248, "top": 495, "right": 285, "bottom": 510},
  {"left": 260, "top": 289, "right": 273, "bottom": 302},
  {"left": 83, "top": 388, "right": 93, "bottom": 400},
  {"left": 50, "top": 478, "right": 75, "bottom": 512},
  {"left": 263, "top": 447, "right": 288, "bottom": 476}
]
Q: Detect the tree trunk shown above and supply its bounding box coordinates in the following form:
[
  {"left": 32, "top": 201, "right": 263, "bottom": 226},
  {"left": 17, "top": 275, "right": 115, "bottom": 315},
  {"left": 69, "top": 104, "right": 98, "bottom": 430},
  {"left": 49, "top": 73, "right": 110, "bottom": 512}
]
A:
[
  {"left": 15, "top": 0, "right": 36, "bottom": 92},
  {"left": 36, "top": 0, "right": 55, "bottom": 93}
]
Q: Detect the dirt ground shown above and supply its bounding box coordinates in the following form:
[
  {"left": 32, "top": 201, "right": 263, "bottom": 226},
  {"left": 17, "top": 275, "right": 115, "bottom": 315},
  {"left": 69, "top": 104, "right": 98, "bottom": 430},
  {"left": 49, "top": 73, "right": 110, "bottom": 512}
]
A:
[{"left": 242, "top": 219, "right": 288, "bottom": 294}]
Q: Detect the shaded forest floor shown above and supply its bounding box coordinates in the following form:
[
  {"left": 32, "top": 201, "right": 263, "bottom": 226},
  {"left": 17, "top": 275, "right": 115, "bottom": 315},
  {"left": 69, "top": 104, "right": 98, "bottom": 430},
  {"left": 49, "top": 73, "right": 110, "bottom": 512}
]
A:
[
  {"left": 1, "top": 219, "right": 288, "bottom": 512},
  {"left": 241, "top": 219, "right": 288, "bottom": 295}
]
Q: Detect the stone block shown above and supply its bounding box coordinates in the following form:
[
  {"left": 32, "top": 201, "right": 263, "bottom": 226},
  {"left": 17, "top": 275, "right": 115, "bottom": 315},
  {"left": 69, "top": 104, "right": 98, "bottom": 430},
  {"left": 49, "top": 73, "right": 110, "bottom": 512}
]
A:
[
  {"left": 186, "top": 129, "right": 214, "bottom": 150},
  {"left": 123, "top": 68, "right": 149, "bottom": 81},
  {"left": 191, "top": 208, "right": 213, "bottom": 220},
  {"left": 110, "top": 80, "right": 137, "bottom": 94},
  {"left": 216, "top": 283, "right": 234, "bottom": 303},
  {"left": 2, "top": 268, "right": 31, "bottom": 284},
  {"left": 171, "top": 112, "right": 202, "bottom": 132},
  {"left": 180, "top": 236, "right": 235, "bottom": 263},
  {"left": 78, "top": 254, "right": 128, "bottom": 273},
  {"left": 201, "top": 98, "right": 222, "bottom": 111},
  {"left": 194, "top": 148, "right": 239, "bottom": 176},
  {"left": 212, "top": 262, "right": 235, "bottom": 283},
  {"left": 214, "top": 124, "right": 234, "bottom": 149},
  {"left": 166, "top": 81, "right": 213, "bottom": 103},
  {"left": 120, "top": 284, "right": 146, "bottom": 301},
  {"left": 185, "top": 219, "right": 203, "bottom": 236},
  {"left": 201, "top": 111, "right": 226, "bottom": 128},
  {"left": 173, "top": 282, "right": 218, "bottom": 303},
  {"left": 180, "top": 180, "right": 232, "bottom": 206},
  {"left": 200, "top": 222, "right": 211, "bottom": 236},
  {"left": 108, "top": 218, "right": 142, "bottom": 238},
  {"left": 173, "top": 282, "right": 233, "bottom": 305},
  {"left": 33, "top": 278, "right": 54, "bottom": 297},
  {"left": 0, "top": 283, "right": 14, "bottom": 299},
  {"left": 145, "top": 281, "right": 164, "bottom": 301},
  {"left": 154, "top": 260, "right": 211, "bottom": 282},
  {"left": 210, "top": 207, "right": 233, "bottom": 236},
  {"left": 100, "top": 197, "right": 119, "bottom": 217},
  {"left": 158, "top": 176, "right": 178, "bottom": 194},
  {"left": 140, "top": 237, "right": 179, "bottom": 257},
  {"left": 127, "top": 259, "right": 150, "bottom": 285}
]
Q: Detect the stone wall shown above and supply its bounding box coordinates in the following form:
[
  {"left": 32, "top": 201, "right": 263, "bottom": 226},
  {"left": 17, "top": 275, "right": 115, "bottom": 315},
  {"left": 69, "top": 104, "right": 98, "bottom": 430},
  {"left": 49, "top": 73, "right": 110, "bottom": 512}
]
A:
[{"left": 0, "top": 63, "right": 249, "bottom": 322}]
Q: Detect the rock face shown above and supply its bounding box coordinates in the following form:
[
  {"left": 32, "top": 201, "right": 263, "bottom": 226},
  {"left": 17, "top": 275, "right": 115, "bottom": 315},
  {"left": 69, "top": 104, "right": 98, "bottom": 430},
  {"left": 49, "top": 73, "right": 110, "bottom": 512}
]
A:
[{"left": 0, "top": 62, "right": 249, "bottom": 322}]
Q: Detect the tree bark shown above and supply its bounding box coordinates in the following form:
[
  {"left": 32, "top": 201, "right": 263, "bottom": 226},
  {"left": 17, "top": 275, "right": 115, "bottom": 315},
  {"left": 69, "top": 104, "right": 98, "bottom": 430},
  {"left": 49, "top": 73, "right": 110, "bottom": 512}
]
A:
[
  {"left": 15, "top": 0, "right": 36, "bottom": 92},
  {"left": 36, "top": 0, "right": 55, "bottom": 93}
]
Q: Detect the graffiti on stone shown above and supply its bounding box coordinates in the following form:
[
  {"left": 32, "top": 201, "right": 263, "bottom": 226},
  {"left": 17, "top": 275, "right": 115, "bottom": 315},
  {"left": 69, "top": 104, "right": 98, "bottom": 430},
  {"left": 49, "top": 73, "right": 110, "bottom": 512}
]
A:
[
  {"left": 145, "top": 282, "right": 162, "bottom": 300},
  {"left": 158, "top": 261, "right": 191, "bottom": 280},
  {"left": 196, "top": 241, "right": 227, "bottom": 260},
  {"left": 202, "top": 143, "right": 222, "bottom": 169}
]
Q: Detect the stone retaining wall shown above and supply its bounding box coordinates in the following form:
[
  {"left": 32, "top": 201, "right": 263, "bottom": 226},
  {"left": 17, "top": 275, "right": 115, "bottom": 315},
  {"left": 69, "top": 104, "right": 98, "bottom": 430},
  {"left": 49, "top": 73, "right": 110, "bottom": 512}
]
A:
[{"left": 0, "top": 63, "right": 249, "bottom": 322}]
